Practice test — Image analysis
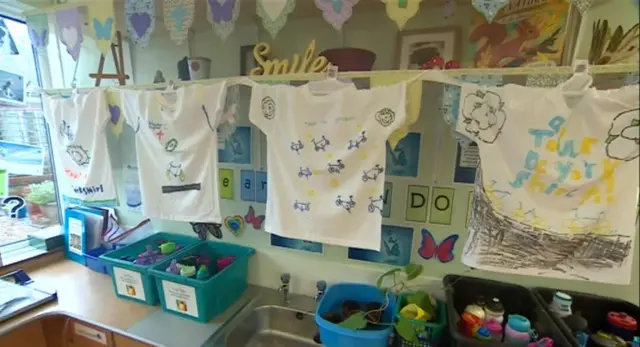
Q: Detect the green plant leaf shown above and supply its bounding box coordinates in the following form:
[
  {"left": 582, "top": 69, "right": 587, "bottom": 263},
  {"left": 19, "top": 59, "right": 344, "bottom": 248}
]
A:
[
  {"left": 403, "top": 263, "right": 423, "bottom": 281},
  {"left": 395, "top": 315, "right": 418, "bottom": 343},
  {"left": 338, "top": 311, "right": 367, "bottom": 330},
  {"left": 376, "top": 268, "right": 401, "bottom": 289}
]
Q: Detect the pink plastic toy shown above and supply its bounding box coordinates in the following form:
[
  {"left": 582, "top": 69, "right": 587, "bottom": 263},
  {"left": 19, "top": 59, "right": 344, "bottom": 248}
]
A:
[{"left": 216, "top": 256, "right": 236, "bottom": 271}]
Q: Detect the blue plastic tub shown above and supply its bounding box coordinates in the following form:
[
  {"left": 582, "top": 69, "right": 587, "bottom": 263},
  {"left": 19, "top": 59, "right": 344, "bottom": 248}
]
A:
[
  {"left": 149, "top": 241, "right": 255, "bottom": 322},
  {"left": 100, "top": 232, "right": 201, "bottom": 306},
  {"left": 84, "top": 246, "right": 110, "bottom": 275},
  {"left": 315, "top": 283, "right": 396, "bottom": 347}
]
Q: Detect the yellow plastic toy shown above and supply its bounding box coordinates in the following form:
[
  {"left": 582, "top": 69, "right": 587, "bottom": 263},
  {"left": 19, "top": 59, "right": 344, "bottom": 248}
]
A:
[{"left": 400, "top": 304, "right": 430, "bottom": 322}]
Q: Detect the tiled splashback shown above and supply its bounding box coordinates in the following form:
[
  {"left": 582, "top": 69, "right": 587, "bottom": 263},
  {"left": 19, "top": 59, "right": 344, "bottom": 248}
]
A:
[{"left": 108, "top": 79, "right": 639, "bottom": 302}]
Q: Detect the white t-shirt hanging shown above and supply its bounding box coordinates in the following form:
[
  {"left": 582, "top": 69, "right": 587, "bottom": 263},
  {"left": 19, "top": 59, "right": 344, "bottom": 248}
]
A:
[
  {"left": 249, "top": 82, "right": 407, "bottom": 250},
  {"left": 42, "top": 90, "right": 118, "bottom": 207},
  {"left": 119, "top": 83, "right": 227, "bottom": 222},
  {"left": 453, "top": 81, "right": 639, "bottom": 284}
]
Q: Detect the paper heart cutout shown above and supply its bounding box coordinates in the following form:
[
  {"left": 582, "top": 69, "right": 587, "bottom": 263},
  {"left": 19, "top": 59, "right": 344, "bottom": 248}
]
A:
[
  {"left": 262, "top": 0, "right": 288, "bottom": 20},
  {"left": 108, "top": 104, "right": 121, "bottom": 124},
  {"left": 224, "top": 215, "right": 245, "bottom": 236},
  {"left": 61, "top": 26, "right": 78, "bottom": 48},
  {"left": 130, "top": 12, "right": 151, "bottom": 37}
]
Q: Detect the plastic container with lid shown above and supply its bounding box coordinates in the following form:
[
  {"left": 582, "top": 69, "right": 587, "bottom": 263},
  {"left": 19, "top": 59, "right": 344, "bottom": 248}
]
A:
[
  {"left": 485, "top": 297, "right": 505, "bottom": 323},
  {"left": 607, "top": 311, "right": 637, "bottom": 341}
]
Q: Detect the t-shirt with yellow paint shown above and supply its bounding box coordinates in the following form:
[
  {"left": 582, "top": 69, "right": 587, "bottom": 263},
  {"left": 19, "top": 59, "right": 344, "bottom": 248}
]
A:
[
  {"left": 249, "top": 82, "right": 407, "bottom": 250},
  {"left": 455, "top": 81, "right": 639, "bottom": 284}
]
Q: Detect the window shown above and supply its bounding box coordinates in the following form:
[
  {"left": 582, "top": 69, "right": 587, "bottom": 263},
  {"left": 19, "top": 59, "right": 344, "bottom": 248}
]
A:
[{"left": 0, "top": 14, "right": 61, "bottom": 265}]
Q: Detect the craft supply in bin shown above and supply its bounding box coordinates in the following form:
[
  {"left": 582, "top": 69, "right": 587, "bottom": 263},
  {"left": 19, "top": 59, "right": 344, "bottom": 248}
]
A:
[
  {"left": 443, "top": 275, "right": 572, "bottom": 347},
  {"left": 533, "top": 287, "right": 640, "bottom": 346},
  {"left": 100, "top": 232, "right": 201, "bottom": 306},
  {"left": 149, "top": 241, "right": 255, "bottom": 323},
  {"left": 394, "top": 293, "right": 448, "bottom": 347},
  {"left": 315, "top": 282, "right": 396, "bottom": 347}
]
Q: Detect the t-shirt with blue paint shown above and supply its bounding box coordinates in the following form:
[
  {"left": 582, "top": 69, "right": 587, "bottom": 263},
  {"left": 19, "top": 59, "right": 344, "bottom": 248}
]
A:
[
  {"left": 249, "top": 82, "right": 407, "bottom": 251},
  {"left": 455, "top": 80, "right": 639, "bottom": 284},
  {"left": 42, "top": 89, "right": 118, "bottom": 207}
]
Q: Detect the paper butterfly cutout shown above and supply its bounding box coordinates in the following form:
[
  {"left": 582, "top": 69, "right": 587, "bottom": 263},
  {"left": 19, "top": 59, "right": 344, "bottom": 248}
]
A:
[
  {"left": 418, "top": 229, "right": 458, "bottom": 263},
  {"left": 29, "top": 28, "right": 48, "bottom": 48},
  {"left": 27, "top": 13, "right": 49, "bottom": 49},
  {"left": 93, "top": 17, "right": 113, "bottom": 40},
  {"left": 207, "top": 0, "right": 241, "bottom": 40},
  {"left": 224, "top": 215, "right": 245, "bottom": 236},
  {"left": 190, "top": 222, "right": 222, "bottom": 240},
  {"left": 245, "top": 206, "right": 265, "bottom": 229}
]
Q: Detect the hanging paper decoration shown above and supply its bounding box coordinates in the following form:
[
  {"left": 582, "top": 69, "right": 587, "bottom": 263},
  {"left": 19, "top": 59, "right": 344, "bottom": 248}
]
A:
[
  {"left": 443, "top": 0, "right": 456, "bottom": 22},
  {"left": 472, "top": 0, "right": 509, "bottom": 23},
  {"left": 163, "top": 0, "right": 195, "bottom": 45},
  {"left": 126, "top": 0, "right": 155, "bottom": 47},
  {"left": 380, "top": 0, "right": 423, "bottom": 31},
  {"left": 569, "top": 0, "right": 592, "bottom": 14},
  {"left": 26, "top": 14, "right": 49, "bottom": 50},
  {"left": 207, "top": 0, "right": 241, "bottom": 40},
  {"left": 106, "top": 91, "right": 125, "bottom": 137},
  {"left": 55, "top": 7, "right": 83, "bottom": 61},
  {"left": 256, "top": 0, "right": 296, "bottom": 39},
  {"left": 370, "top": 72, "right": 422, "bottom": 150},
  {"left": 88, "top": 0, "right": 115, "bottom": 54},
  {"left": 314, "top": 0, "right": 359, "bottom": 31}
]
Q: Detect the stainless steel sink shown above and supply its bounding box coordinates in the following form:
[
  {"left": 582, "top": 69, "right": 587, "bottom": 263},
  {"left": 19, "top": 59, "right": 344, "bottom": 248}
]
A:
[
  {"left": 225, "top": 305, "right": 319, "bottom": 347},
  {"left": 206, "top": 287, "right": 323, "bottom": 347}
]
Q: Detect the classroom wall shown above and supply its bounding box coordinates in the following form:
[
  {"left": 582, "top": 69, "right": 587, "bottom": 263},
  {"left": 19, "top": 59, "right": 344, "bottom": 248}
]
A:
[{"left": 34, "top": 1, "right": 639, "bottom": 303}]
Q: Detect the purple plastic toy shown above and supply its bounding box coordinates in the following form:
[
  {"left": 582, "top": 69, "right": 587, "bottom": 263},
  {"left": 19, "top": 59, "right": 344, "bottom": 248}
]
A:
[{"left": 166, "top": 259, "right": 180, "bottom": 274}]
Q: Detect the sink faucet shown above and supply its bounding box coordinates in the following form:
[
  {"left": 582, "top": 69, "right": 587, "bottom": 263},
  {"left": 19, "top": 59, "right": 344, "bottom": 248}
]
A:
[
  {"left": 279, "top": 273, "right": 290, "bottom": 305},
  {"left": 314, "top": 280, "right": 327, "bottom": 303}
]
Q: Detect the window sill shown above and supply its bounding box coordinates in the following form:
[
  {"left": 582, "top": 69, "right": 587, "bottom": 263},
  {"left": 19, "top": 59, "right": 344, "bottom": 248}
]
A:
[{"left": 0, "top": 224, "right": 64, "bottom": 270}]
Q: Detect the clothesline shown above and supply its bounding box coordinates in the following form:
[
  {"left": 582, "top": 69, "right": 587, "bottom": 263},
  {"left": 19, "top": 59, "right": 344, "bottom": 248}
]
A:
[{"left": 42, "top": 64, "right": 639, "bottom": 95}]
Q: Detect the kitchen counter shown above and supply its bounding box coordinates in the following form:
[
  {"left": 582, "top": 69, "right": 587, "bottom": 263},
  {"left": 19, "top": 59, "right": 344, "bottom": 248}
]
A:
[{"left": 0, "top": 257, "right": 263, "bottom": 347}]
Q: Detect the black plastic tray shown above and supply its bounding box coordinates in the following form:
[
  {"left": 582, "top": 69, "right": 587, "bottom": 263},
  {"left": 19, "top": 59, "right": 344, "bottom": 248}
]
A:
[
  {"left": 443, "top": 275, "right": 573, "bottom": 347},
  {"left": 533, "top": 287, "right": 640, "bottom": 347}
]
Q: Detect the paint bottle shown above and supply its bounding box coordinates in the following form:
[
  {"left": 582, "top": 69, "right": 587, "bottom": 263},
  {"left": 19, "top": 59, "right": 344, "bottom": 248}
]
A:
[
  {"left": 631, "top": 336, "right": 640, "bottom": 347},
  {"left": 484, "top": 297, "right": 505, "bottom": 323},
  {"left": 465, "top": 304, "right": 486, "bottom": 320},
  {"left": 476, "top": 327, "right": 492, "bottom": 341},
  {"left": 504, "top": 314, "right": 531, "bottom": 346},
  {"left": 606, "top": 312, "right": 637, "bottom": 342},
  {"left": 459, "top": 312, "right": 483, "bottom": 337},
  {"left": 575, "top": 331, "right": 589, "bottom": 347},
  {"left": 550, "top": 291, "right": 573, "bottom": 318}
]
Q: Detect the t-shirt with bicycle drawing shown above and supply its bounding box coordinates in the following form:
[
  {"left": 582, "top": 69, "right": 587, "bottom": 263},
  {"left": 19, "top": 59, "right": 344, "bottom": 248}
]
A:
[
  {"left": 250, "top": 82, "right": 407, "bottom": 250},
  {"left": 453, "top": 81, "right": 639, "bottom": 284}
]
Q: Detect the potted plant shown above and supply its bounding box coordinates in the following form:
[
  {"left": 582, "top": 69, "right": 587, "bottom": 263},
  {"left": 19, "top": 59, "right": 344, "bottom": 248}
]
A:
[
  {"left": 25, "top": 181, "right": 58, "bottom": 225},
  {"left": 338, "top": 264, "right": 441, "bottom": 344}
]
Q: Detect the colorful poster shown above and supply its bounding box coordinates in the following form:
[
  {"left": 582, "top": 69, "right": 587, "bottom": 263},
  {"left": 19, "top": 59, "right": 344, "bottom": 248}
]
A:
[
  {"left": 468, "top": 0, "right": 571, "bottom": 68},
  {"left": 219, "top": 126, "right": 252, "bottom": 164},
  {"left": 386, "top": 133, "right": 421, "bottom": 177},
  {"left": 348, "top": 225, "right": 413, "bottom": 266},
  {"left": 271, "top": 234, "right": 323, "bottom": 253},
  {"left": 0, "top": 141, "right": 44, "bottom": 176},
  {"left": 453, "top": 142, "right": 479, "bottom": 184}
]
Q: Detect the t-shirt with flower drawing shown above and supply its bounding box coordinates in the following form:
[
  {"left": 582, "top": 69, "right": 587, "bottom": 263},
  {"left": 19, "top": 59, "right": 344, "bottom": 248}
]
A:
[
  {"left": 452, "top": 81, "right": 639, "bottom": 284},
  {"left": 249, "top": 82, "right": 407, "bottom": 251}
]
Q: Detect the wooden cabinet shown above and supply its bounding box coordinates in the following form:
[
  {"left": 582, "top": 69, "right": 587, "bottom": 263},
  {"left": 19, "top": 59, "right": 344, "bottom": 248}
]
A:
[
  {"left": 65, "top": 320, "right": 114, "bottom": 347},
  {"left": 0, "top": 320, "right": 47, "bottom": 347},
  {"left": 113, "top": 334, "right": 152, "bottom": 347}
]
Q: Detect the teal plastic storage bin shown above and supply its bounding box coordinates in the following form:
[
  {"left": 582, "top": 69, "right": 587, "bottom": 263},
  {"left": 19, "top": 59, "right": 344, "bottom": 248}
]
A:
[
  {"left": 149, "top": 241, "right": 255, "bottom": 323},
  {"left": 315, "top": 283, "right": 396, "bottom": 347},
  {"left": 100, "top": 232, "right": 201, "bottom": 306}
]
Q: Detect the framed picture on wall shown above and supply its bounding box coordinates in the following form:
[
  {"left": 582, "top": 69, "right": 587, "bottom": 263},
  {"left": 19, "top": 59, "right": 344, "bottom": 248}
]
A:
[
  {"left": 396, "top": 26, "right": 462, "bottom": 69},
  {"left": 0, "top": 69, "right": 25, "bottom": 105},
  {"left": 240, "top": 45, "right": 257, "bottom": 76}
]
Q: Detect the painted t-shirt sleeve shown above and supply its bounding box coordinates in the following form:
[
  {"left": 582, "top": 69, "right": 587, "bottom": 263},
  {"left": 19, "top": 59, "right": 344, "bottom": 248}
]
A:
[
  {"left": 119, "top": 89, "right": 142, "bottom": 132},
  {"left": 248, "top": 84, "right": 276, "bottom": 136},
  {"left": 201, "top": 82, "right": 228, "bottom": 130},
  {"left": 455, "top": 83, "right": 509, "bottom": 145},
  {"left": 373, "top": 83, "right": 409, "bottom": 138}
]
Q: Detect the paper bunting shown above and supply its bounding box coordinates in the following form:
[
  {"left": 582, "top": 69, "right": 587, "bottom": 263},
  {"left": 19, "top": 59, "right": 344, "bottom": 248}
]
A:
[
  {"left": 106, "top": 91, "right": 125, "bottom": 137},
  {"left": 256, "top": 0, "right": 296, "bottom": 39},
  {"left": 472, "top": 0, "right": 509, "bottom": 23},
  {"left": 163, "top": 0, "right": 195, "bottom": 45},
  {"left": 370, "top": 72, "right": 422, "bottom": 150},
  {"left": 569, "top": 0, "right": 592, "bottom": 14},
  {"left": 525, "top": 74, "right": 568, "bottom": 87},
  {"left": 380, "top": 0, "right": 423, "bottom": 31},
  {"left": 126, "top": 0, "right": 156, "bottom": 47},
  {"left": 26, "top": 14, "right": 49, "bottom": 50},
  {"left": 88, "top": 0, "right": 115, "bottom": 54},
  {"left": 55, "top": 8, "right": 83, "bottom": 61},
  {"left": 207, "top": 0, "right": 241, "bottom": 40},
  {"left": 314, "top": 0, "right": 359, "bottom": 31}
]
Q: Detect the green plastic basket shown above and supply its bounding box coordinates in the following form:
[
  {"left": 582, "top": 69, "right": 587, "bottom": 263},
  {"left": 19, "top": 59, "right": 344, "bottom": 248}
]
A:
[{"left": 395, "top": 294, "right": 448, "bottom": 347}]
